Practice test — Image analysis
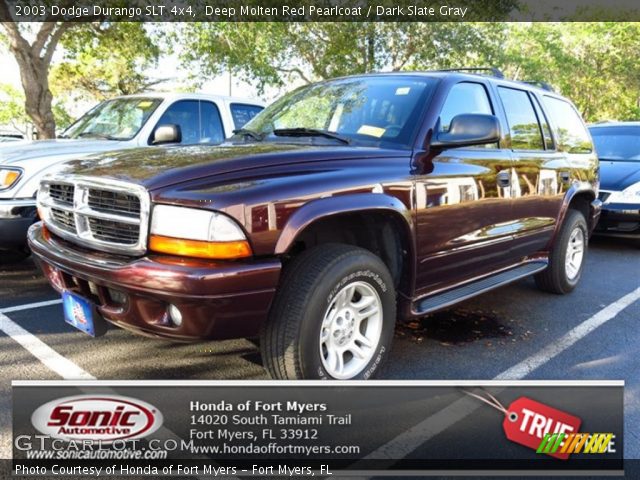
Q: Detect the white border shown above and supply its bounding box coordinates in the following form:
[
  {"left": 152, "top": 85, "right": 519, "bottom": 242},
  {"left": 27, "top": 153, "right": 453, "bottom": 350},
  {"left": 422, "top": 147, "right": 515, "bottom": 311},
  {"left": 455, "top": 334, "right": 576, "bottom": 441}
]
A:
[{"left": 12, "top": 379, "right": 624, "bottom": 387}]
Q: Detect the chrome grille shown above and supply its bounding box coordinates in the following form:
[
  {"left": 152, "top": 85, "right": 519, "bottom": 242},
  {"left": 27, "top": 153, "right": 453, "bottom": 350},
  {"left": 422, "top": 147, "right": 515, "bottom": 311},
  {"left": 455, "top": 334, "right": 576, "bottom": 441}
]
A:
[
  {"left": 38, "top": 175, "right": 150, "bottom": 255},
  {"left": 49, "top": 183, "right": 75, "bottom": 205},
  {"left": 88, "top": 217, "right": 139, "bottom": 244},
  {"left": 50, "top": 208, "right": 76, "bottom": 232},
  {"left": 88, "top": 189, "right": 140, "bottom": 218}
]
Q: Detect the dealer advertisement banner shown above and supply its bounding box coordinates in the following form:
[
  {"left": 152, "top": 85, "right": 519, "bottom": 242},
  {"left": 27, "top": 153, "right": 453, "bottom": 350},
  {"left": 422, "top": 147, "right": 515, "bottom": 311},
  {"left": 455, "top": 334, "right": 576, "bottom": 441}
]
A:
[{"left": 12, "top": 381, "right": 623, "bottom": 477}]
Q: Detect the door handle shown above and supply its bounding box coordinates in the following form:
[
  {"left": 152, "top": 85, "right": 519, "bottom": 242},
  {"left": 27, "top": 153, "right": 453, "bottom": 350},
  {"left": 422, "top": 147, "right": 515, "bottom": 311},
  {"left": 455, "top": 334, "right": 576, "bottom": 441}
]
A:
[
  {"left": 497, "top": 170, "right": 511, "bottom": 187},
  {"left": 560, "top": 171, "right": 571, "bottom": 184}
]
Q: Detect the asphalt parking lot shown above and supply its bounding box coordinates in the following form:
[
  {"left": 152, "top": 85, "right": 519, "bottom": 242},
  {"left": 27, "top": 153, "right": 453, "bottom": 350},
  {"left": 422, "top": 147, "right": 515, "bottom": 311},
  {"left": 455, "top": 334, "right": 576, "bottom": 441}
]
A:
[{"left": 0, "top": 236, "right": 638, "bottom": 462}]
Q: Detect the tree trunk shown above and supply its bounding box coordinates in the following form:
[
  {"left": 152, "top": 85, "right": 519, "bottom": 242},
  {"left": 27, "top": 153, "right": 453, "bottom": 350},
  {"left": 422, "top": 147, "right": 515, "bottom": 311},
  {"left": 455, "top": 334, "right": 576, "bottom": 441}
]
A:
[
  {"left": 0, "top": 17, "right": 70, "bottom": 140},
  {"left": 13, "top": 49, "right": 56, "bottom": 139}
]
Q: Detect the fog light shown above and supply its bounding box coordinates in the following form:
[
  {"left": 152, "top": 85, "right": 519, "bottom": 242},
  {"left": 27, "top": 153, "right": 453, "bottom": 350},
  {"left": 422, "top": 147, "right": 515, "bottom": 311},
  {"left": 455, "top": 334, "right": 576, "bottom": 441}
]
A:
[
  {"left": 168, "top": 304, "right": 183, "bottom": 327},
  {"left": 108, "top": 288, "right": 127, "bottom": 306}
]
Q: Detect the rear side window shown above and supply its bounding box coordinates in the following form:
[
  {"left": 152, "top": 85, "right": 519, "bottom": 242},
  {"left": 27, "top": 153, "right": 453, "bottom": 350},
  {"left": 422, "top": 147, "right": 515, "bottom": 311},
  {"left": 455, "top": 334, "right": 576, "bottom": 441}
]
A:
[
  {"left": 439, "top": 82, "right": 493, "bottom": 132},
  {"left": 155, "top": 100, "right": 224, "bottom": 145},
  {"left": 542, "top": 96, "right": 593, "bottom": 153},
  {"left": 531, "top": 96, "right": 554, "bottom": 150},
  {"left": 498, "top": 87, "right": 544, "bottom": 151},
  {"left": 231, "top": 103, "right": 264, "bottom": 129}
]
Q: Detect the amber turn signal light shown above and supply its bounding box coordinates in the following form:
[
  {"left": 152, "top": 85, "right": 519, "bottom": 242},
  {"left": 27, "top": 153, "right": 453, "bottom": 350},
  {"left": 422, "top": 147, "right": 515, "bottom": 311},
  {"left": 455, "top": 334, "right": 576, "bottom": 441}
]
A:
[{"left": 149, "top": 235, "right": 252, "bottom": 260}]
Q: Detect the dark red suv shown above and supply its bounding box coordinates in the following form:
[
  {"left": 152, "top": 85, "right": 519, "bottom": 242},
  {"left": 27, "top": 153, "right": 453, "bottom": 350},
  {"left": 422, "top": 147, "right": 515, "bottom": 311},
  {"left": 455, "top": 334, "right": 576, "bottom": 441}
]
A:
[{"left": 29, "top": 70, "right": 601, "bottom": 380}]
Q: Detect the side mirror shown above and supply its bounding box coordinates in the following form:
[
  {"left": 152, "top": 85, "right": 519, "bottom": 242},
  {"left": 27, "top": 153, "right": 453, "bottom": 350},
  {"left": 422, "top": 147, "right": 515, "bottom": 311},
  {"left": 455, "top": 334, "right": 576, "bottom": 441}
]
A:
[
  {"left": 152, "top": 124, "right": 182, "bottom": 145},
  {"left": 431, "top": 114, "right": 500, "bottom": 149}
]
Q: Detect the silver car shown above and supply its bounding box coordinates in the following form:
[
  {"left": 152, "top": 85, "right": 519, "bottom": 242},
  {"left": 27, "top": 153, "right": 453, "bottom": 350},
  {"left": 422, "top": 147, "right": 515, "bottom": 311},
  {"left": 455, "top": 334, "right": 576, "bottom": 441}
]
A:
[{"left": 0, "top": 92, "right": 264, "bottom": 254}]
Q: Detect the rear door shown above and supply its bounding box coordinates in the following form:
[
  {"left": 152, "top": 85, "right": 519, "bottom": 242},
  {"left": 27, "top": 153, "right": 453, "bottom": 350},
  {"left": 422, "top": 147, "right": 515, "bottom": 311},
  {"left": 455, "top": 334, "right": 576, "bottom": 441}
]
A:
[
  {"left": 496, "top": 87, "right": 571, "bottom": 259},
  {"left": 414, "top": 81, "right": 515, "bottom": 296}
]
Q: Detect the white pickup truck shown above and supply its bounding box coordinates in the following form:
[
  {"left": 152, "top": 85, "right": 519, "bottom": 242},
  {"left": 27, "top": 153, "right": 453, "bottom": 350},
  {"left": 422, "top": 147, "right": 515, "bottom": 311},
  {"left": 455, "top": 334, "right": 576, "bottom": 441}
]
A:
[{"left": 0, "top": 92, "right": 264, "bottom": 255}]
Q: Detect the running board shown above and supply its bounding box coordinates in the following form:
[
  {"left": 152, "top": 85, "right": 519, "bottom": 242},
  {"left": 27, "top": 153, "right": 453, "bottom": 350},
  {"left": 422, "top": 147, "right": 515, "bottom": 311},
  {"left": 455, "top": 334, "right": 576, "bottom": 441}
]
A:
[{"left": 413, "top": 261, "right": 548, "bottom": 315}]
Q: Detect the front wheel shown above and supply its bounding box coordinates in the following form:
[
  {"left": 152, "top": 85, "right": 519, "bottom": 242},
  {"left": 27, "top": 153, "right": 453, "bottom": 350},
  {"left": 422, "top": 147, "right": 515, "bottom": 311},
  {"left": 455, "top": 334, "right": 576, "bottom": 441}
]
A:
[
  {"left": 261, "top": 244, "right": 396, "bottom": 380},
  {"left": 535, "top": 209, "right": 588, "bottom": 294}
]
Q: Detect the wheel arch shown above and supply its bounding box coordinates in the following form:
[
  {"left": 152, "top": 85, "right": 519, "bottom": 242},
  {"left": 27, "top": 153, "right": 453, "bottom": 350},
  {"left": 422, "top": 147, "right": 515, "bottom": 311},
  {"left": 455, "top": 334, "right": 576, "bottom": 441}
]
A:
[{"left": 274, "top": 193, "right": 415, "bottom": 293}]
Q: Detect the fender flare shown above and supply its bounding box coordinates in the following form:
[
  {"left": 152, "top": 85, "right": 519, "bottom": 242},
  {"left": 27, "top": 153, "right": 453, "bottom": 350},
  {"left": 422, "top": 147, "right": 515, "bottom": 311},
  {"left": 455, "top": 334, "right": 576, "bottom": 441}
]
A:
[
  {"left": 550, "top": 181, "right": 597, "bottom": 246},
  {"left": 274, "top": 193, "right": 414, "bottom": 255}
]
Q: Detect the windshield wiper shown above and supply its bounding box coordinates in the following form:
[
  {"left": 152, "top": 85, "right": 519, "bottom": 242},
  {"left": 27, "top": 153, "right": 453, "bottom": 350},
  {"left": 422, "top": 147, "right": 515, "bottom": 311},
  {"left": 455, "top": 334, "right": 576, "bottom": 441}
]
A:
[
  {"left": 77, "top": 132, "right": 119, "bottom": 140},
  {"left": 273, "top": 128, "right": 350, "bottom": 145},
  {"left": 233, "top": 128, "right": 264, "bottom": 141}
]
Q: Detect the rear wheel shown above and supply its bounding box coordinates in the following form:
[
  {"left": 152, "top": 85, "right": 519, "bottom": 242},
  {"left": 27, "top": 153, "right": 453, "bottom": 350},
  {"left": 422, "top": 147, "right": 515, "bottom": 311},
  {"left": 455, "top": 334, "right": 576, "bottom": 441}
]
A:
[
  {"left": 535, "top": 209, "right": 588, "bottom": 294},
  {"left": 261, "top": 244, "right": 396, "bottom": 380}
]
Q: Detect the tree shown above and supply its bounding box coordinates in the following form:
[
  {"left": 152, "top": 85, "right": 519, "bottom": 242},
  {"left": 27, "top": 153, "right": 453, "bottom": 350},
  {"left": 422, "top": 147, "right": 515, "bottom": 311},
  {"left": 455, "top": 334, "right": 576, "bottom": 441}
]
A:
[
  {"left": 492, "top": 23, "right": 640, "bottom": 121},
  {"left": 0, "top": 82, "right": 72, "bottom": 137},
  {"left": 0, "top": 11, "right": 71, "bottom": 138},
  {"left": 50, "top": 23, "right": 163, "bottom": 102},
  {"left": 0, "top": 2, "right": 161, "bottom": 138},
  {"left": 177, "top": 22, "right": 510, "bottom": 94}
]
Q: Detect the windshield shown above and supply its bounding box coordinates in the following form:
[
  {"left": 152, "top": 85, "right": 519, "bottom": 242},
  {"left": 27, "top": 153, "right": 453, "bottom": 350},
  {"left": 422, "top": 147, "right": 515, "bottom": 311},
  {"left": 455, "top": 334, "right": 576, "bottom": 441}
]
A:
[
  {"left": 590, "top": 127, "right": 640, "bottom": 162},
  {"left": 62, "top": 98, "right": 163, "bottom": 141},
  {"left": 239, "top": 76, "right": 437, "bottom": 148}
]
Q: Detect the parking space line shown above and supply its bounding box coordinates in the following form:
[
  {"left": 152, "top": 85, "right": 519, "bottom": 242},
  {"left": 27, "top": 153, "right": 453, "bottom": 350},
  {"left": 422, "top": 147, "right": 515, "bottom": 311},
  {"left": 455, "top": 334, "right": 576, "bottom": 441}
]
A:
[
  {"left": 0, "top": 312, "right": 94, "bottom": 380},
  {"left": 495, "top": 286, "right": 640, "bottom": 379},
  {"left": 364, "top": 286, "right": 640, "bottom": 460},
  {"left": 0, "top": 299, "right": 62, "bottom": 314}
]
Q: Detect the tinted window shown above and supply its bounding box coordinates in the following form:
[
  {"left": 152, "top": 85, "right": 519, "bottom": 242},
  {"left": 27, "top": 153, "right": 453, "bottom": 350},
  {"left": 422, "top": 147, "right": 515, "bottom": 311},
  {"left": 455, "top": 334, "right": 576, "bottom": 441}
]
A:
[
  {"left": 243, "top": 76, "right": 437, "bottom": 148},
  {"left": 439, "top": 82, "right": 493, "bottom": 132},
  {"left": 498, "top": 87, "right": 544, "bottom": 151},
  {"left": 532, "top": 96, "right": 554, "bottom": 150},
  {"left": 200, "top": 101, "right": 225, "bottom": 144},
  {"left": 590, "top": 127, "right": 640, "bottom": 162},
  {"left": 63, "top": 98, "right": 162, "bottom": 141},
  {"left": 542, "top": 96, "right": 592, "bottom": 153},
  {"left": 231, "top": 103, "right": 264, "bottom": 129},
  {"left": 155, "top": 100, "right": 224, "bottom": 145}
]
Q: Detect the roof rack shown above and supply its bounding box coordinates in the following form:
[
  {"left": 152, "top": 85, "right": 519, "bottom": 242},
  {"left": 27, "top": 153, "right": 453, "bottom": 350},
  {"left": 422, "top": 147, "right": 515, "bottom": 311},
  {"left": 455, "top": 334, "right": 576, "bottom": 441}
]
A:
[
  {"left": 436, "top": 68, "right": 505, "bottom": 79},
  {"left": 521, "top": 80, "right": 555, "bottom": 92}
]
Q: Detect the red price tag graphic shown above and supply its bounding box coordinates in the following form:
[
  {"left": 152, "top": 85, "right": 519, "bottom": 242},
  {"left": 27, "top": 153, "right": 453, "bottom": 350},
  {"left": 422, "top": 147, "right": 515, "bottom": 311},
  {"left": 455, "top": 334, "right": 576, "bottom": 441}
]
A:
[{"left": 503, "top": 397, "right": 582, "bottom": 460}]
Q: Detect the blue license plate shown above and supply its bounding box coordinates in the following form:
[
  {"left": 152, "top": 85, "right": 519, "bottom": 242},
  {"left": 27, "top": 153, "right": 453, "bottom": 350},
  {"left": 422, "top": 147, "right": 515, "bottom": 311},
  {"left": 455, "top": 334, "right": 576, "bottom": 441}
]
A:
[{"left": 62, "top": 292, "right": 98, "bottom": 336}]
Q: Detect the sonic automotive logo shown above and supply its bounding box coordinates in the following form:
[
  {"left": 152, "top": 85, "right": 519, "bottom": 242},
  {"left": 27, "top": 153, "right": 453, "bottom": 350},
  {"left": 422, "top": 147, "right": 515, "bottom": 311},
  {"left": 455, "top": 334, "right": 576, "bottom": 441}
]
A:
[{"left": 31, "top": 395, "right": 163, "bottom": 442}]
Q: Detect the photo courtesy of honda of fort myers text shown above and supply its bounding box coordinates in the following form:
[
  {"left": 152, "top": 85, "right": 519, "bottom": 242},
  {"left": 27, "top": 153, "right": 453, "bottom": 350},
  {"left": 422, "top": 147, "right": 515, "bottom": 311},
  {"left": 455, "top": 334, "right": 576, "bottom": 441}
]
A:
[{"left": 1, "top": 0, "right": 639, "bottom": 478}]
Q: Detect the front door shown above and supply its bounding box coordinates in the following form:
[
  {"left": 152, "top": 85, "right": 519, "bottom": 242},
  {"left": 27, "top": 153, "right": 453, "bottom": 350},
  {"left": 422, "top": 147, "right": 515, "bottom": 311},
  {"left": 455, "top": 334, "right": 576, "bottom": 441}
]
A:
[{"left": 414, "top": 81, "right": 515, "bottom": 296}]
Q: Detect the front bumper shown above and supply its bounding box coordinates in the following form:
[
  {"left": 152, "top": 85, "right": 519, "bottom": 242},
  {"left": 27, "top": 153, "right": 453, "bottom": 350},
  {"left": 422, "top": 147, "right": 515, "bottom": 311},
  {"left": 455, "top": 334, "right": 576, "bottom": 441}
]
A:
[
  {"left": 28, "top": 222, "right": 282, "bottom": 341},
  {"left": 594, "top": 202, "right": 640, "bottom": 238},
  {"left": 0, "top": 199, "right": 37, "bottom": 248}
]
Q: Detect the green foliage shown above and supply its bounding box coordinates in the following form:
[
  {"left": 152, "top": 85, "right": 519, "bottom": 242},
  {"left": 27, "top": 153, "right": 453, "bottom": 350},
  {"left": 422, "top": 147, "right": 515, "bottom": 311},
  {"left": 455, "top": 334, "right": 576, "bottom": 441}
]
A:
[
  {"left": 177, "top": 21, "right": 640, "bottom": 122},
  {"left": 50, "top": 23, "right": 161, "bottom": 101},
  {"left": 0, "top": 83, "right": 72, "bottom": 133}
]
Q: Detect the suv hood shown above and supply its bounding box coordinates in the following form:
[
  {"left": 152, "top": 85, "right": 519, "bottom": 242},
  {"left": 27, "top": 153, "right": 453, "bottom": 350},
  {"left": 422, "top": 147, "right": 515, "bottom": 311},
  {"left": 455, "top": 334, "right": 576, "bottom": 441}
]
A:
[
  {"left": 60, "top": 142, "right": 411, "bottom": 191},
  {"left": 0, "top": 139, "right": 125, "bottom": 165},
  {"left": 599, "top": 160, "right": 640, "bottom": 191}
]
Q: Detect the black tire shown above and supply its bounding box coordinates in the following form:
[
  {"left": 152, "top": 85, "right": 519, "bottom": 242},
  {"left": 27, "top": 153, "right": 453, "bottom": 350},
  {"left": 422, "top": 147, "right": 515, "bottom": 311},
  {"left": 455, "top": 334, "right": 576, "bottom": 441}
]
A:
[
  {"left": 535, "top": 209, "right": 588, "bottom": 294},
  {"left": 261, "top": 243, "right": 396, "bottom": 380}
]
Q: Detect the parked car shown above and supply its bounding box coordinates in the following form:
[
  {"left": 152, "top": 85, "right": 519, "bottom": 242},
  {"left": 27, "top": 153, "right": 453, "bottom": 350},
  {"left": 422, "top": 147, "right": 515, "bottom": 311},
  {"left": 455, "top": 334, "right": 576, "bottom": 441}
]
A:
[
  {"left": 0, "top": 93, "right": 264, "bottom": 256},
  {"left": 0, "top": 133, "right": 24, "bottom": 142},
  {"left": 29, "top": 70, "right": 600, "bottom": 380},
  {"left": 589, "top": 122, "right": 640, "bottom": 244}
]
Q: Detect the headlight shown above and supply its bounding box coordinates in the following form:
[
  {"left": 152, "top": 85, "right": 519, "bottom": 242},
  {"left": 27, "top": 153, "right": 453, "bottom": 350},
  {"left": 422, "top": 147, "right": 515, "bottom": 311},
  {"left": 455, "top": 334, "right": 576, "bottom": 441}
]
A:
[
  {"left": 149, "top": 205, "right": 252, "bottom": 259},
  {"left": 0, "top": 167, "right": 22, "bottom": 190},
  {"left": 606, "top": 181, "right": 640, "bottom": 204}
]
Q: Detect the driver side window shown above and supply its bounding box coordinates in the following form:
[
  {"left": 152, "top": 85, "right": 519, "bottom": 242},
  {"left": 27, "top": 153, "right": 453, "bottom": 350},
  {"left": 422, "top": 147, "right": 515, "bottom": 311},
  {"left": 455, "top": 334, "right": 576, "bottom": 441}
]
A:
[
  {"left": 439, "top": 82, "right": 493, "bottom": 132},
  {"left": 154, "top": 100, "right": 224, "bottom": 145}
]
